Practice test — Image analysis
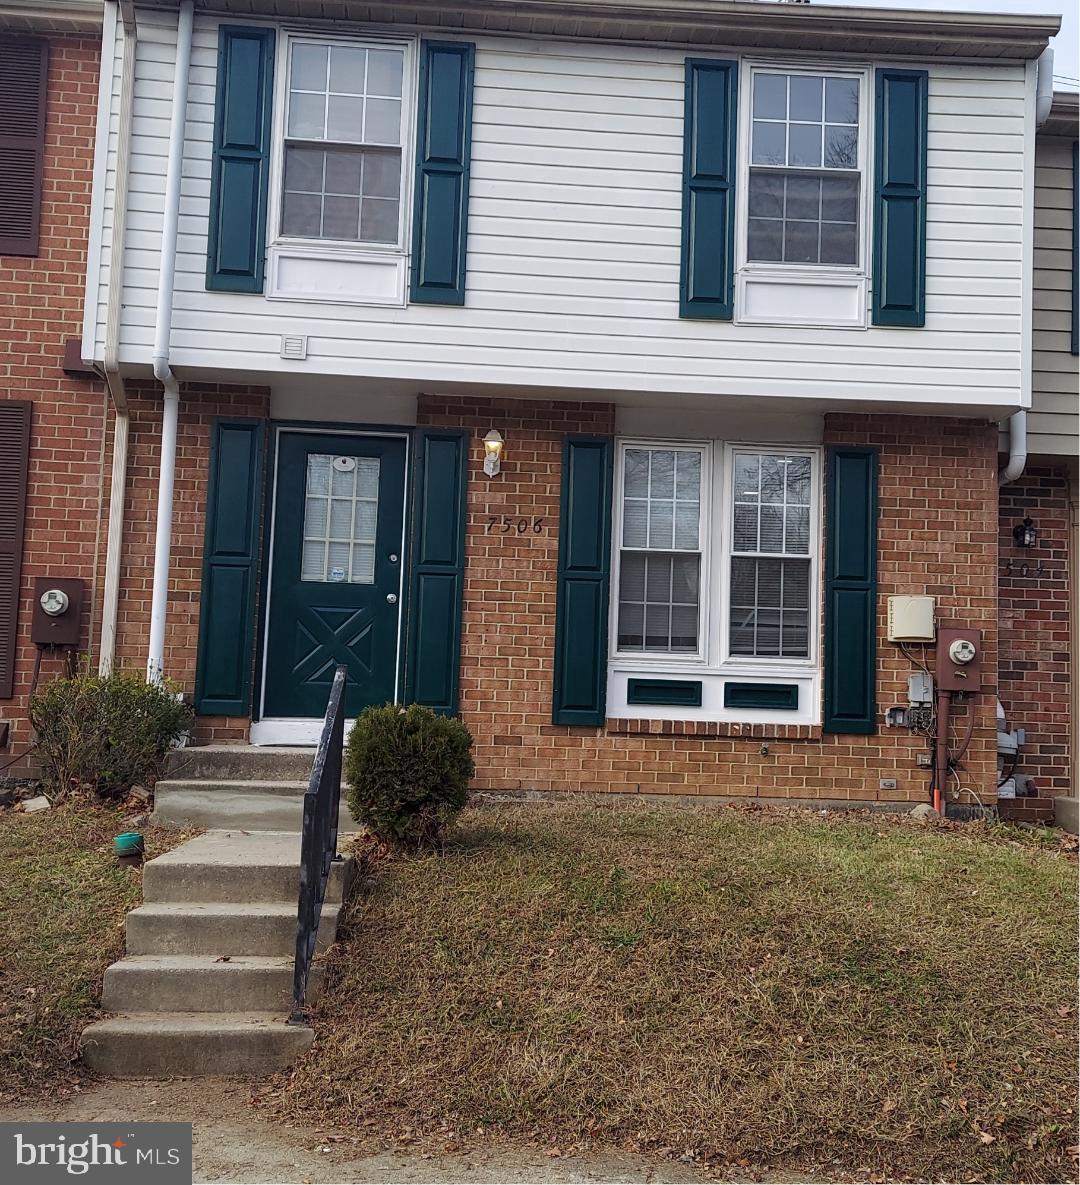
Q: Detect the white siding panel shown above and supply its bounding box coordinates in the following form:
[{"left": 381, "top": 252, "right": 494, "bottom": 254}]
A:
[{"left": 108, "top": 13, "right": 1030, "bottom": 409}]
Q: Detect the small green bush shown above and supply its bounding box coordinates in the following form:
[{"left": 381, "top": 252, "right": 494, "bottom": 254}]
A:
[
  {"left": 344, "top": 704, "right": 475, "bottom": 847},
  {"left": 29, "top": 671, "right": 193, "bottom": 801}
]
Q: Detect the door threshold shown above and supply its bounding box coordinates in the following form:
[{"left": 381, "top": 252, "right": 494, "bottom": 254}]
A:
[{"left": 250, "top": 719, "right": 323, "bottom": 746}]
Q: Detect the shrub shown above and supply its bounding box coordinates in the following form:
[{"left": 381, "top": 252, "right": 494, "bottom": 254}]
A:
[
  {"left": 344, "top": 704, "right": 474, "bottom": 847},
  {"left": 29, "top": 671, "right": 193, "bottom": 801}
]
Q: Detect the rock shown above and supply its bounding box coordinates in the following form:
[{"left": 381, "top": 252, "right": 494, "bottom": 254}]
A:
[
  {"left": 130, "top": 784, "right": 151, "bottom": 804},
  {"left": 910, "top": 803, "right": 940, "bottom": 821},
  {"left": 22, "top": 795, "right": 51, "bottom": 813},
  {"left": 126, "top": 812, "right": 149, "bottom": 828}
]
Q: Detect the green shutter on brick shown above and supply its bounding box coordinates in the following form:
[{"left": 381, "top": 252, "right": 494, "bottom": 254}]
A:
[
  {"left": 553, "top": 436, "right": 613, "bottom": 726},
  {"left": 410, "top": 41, "right": 475, "bottom": 305},
  {"left": 195, "top": 418, "right": 266, "bottom": 715},
  {"left": 206, "top": 26, "right": 275, "bottom": 293},
  {"left": 824, "top": 447, "right": 879, "bottom": 735},
  {"left": 404, "top": 429, "right": 469, "bottom": 714},
  {"left": 680, "top": 58, "right": 738, "bottom": 320},
  {"left": 872, "top": 68, "right": 928, "bottom": 327}
]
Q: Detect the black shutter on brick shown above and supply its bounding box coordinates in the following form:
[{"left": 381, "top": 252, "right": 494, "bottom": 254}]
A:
[
  {"left": 0, "top": 401, "right": 31, "bottom": 698},
  {"left": 0, "top": 37, "right": 48, "bottom": 257}
]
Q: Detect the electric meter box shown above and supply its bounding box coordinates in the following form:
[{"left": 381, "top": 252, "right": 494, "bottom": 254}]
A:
[
  {"left": 31, "top": 577, "right": 84, "bottom": 647},
  {"left": 887, "top": 596, "right": 936, "bottom": 642}
]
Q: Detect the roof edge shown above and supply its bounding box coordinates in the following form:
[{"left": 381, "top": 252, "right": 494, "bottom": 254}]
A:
[{"left": 0, "top": 0, "right": 103, "bottom": 32}]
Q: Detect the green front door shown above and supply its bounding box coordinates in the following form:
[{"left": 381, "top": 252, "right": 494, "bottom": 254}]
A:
[{"left": 263, "top": 431, "right": 407, "bottom": 719}]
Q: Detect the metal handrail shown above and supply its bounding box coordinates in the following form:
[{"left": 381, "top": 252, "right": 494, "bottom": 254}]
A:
[{"left": 288, "top": 664, "right": 347, "bottom": 1025}]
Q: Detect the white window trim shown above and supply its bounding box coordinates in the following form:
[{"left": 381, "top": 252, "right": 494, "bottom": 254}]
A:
[
  {"left": 718, "top": 442, "right": 821, "bottom": 670},
  {"left": 265, "top": 29, "right": 418, "bottom": 305},
  {"left": 735, "top": 59, "right": 872, "bottom": 330},
  {"left": 609, "top": 439, "right": 822, "bottom": 682},
  {"left": 611, "top": 438, "right": 712, "bottom": 664}
]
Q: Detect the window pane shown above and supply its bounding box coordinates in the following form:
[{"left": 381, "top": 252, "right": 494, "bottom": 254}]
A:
[
  {"left": 329, "top": 45, "right": 366, "bottom": 95},
  {"left": 648, "top": 500, "right": 674, "bottom": 549},
  {"left": 749, "top": 171, "right": 783, "bottom": 220},
  {"left": 623, "top": 499, "right": 647, "bottom": 547},
  {"left": 671, "top": 554, "right": 699, "bottom": 604},
  {"left": 785, "top": 174, "right": 820, "bottom": 221},
  {"left": 733, "top": 505, "right": 758, "bottom": 552},
  {"left": 624, "top": 449, "right": 649, "bottom": 498},
  {"left": 784, "top": 220, "right": 818, "bottom": 264},
  {"left": 367, "top": 49, "right": 403, "bottom": 98},
  {"left": 788, "top": 123, "right": 821, "bottom": 168},
  {"left": 785, "top": 456, "right": 811, "bottom": 505},
  {"left": 363, "top": 150, "right": 401, "bottom": 199},
  {"left": 748, "top": 219, "right": 783, "bottom": 262},
  {"left": 365, "top": 98, "right": 402, "bottom": 145},
  {"left": 734, "top": 454, "right": 759, "bottom": 500},
  {"left": 645, "top": 554, "right": 671, "bottom": 603},
  {"left": 282, "top": 190, "right": 322, "bottom": 237},
  {"left": 675, "top": 450, "right": 701, "bottom": 500},
  {"left": 728, "top": 557, "right": 810, "bottom": 658},
  {"left": 820, "top": 175, "right": 858, "bottom": 223},
  {"left": 361, "top": 197, "right": 399, "bottom": 243},
  {"left": 782, "top": 559, "right": 810, "bottom": 608},
  {"left": 650, "top": 450, "right": 675, "bottom": 498},
  {"left": 329, "top": 498, "right": 353, "bottom": 537},
  {"left": 324, "top": 149, "right": 362, "bottom": 195},
  {"left": 288, "top": 91, "right": 326, "bottom": 139},
  {"left": 825, "top": 77, "right": 859, "bottom": 124},
  {"left": 674, "top": 501, "right": 699, "bottom": 550},
  {"left": 824, "top": 124, "right": 857, "bottom": 169},
  {"left": 789, "top": 75, "right": 823, "bottom": 122},
  {"left": 760, "top": 455, "right": 784, "bottom": 504},
  {"left": 759, "top": 505, "right": 784, "bottom": 552},
  {"left": 671, "top": 604, "right": 698, "bottom": 651},
  {"left": 753, "top": 73, "right": 787, "bottom": 120},
  {"left": 617, "top": 601, "right": 644, "bottom": 650},
  {"left": 645, "top": 604, "right": 671, "bottom": 651},
  {"left": 752, "top": 120, "right": 786, "bottom": 166},
  {"left": 620, "top": 552, "right": 646, "bottom": 601},
  {"left": 820, "top": 221, "right": 857, "bottom": 265},
  {"left": 291, "top": 43, "right": 328, "bottom": 92},
  {"left": 284, "top": 147, "right": 323, "bottom": 192},
  {"left": 323, "top": 195, "right": 359, "bottom": 239},
  {"left": 785, "top": 506, "right": 810, "bottom": 553},
  {"left": 327, "top": 94, "right": 364, "bottom": 141}
]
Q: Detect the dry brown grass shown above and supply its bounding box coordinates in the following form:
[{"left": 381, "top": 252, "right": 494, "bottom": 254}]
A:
[
  {"left": 278, "top": 801, "right": 1079, "bottom": 1182},
  {"left": 0, "top": 800, "right": 192, "bottom": 1100}
]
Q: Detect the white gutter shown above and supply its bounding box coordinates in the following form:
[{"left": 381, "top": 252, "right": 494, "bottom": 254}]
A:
[
  {"left": 999, "top": 46, "right": 1054, "bottom": 488},
  {"left": 147, "top": 0, "right": 194, "bottom": 682}
]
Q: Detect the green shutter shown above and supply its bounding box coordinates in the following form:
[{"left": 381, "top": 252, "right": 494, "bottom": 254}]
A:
[
  {"left": 404, "top": 429, "right": 469, "bottom": 713},
  {"left": 872, "top": 69, "right": 928, "bottom": 327},
  {"left": 680, "top": 58, "right": 738, "bottom": 320},
  {"left": 553, "top": 436, "right": 613, "bottom": 726},
  {"left": 410, "top": 41, "right": 475, "bottom": 305},
  {"left": 206, "top": 26, "right": 275, "bottom": 293},
  {"left": 195, "top": 418, "right": 266, "bottom": 715},
  {"left": 824, "top": 447, "right": 878, "bottom": 735}
]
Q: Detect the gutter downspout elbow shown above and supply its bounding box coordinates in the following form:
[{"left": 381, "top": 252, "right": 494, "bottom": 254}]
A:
[{"left": 147, "top": 0, "right": 194, "bottom": 682}]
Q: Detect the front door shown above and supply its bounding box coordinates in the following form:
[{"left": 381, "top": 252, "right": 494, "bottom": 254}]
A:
[{"left": 262, "top": 431, "right": 407, "bottom": 722}]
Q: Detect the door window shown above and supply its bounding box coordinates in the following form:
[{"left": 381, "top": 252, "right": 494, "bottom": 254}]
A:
[{"left": 300, "top": 453, "right": 380, "bottom": 584}]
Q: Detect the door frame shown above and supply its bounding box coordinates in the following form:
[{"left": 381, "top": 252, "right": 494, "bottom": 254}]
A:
[{"left": 251, "top": 423, "right": 411, "bottom": 746}]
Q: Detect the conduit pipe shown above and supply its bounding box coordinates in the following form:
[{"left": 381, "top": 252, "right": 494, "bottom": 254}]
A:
[
  {"left": 999, "top": 46, "right": 1053, "bottom": 487},
  {"left": 147, "top": 0, "right": 193, "bottom": 682}
]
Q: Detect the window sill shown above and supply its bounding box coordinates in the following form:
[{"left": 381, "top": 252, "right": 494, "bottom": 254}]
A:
[
  {"left": 735, "top": 267, "right": 867, "bottom": 329},
  {"left": 266, "top": 241, "right": 407, "bottom": 306},
  {"left": 606, "top": 717, "right": 822, "bottom": 741}
]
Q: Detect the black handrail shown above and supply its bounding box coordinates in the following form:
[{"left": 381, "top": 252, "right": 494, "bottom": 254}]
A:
[{"left": 288, "top": 664, "right": 347, "bottom": 1025}]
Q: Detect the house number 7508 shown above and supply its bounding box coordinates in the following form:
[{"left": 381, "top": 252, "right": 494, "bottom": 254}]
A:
[{"left": 486, "top": 516, "right": 545, "bottom": 535}]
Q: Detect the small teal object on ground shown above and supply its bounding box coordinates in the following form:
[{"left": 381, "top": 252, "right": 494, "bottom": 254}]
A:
[{"left": 114, "top": 831, "right": 144, "bottom": 857}]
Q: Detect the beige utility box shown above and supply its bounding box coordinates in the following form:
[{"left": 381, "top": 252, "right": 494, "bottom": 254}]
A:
[{"left": 886, "top": 595, "right": 936, "bottom": 642}]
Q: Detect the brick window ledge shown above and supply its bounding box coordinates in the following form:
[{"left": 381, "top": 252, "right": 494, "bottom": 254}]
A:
[{"left": 605, "top": 718, "right": 823, "bottom": 741}]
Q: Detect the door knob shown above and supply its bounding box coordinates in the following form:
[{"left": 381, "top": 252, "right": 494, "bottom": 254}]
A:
[{"left": 386, "top": 593, "right": 398, "bottom": 604}]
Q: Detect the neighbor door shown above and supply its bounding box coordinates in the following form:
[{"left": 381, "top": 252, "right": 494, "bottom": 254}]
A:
[{"left": 262, "top": 431, "right": 407, "bottom": 722}]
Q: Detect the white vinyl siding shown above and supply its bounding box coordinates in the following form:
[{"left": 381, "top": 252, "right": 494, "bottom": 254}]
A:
[
  {"left": 1028, "top": 133, "right": 1078, "bottom": 457},
  {"left": 94, "top": 11, "right": 1030, "bottom": 412}
]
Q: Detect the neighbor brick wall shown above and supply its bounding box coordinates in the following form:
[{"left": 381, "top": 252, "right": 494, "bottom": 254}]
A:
[
  {"left": 0, "top": 35, "right": 105, "bottom": 760},
  {"left": 414, "top": 399, "right": 1001, "bottom": 807},
  {"left": 997, "top": 465, "right": 1073, "bottom": 797}
]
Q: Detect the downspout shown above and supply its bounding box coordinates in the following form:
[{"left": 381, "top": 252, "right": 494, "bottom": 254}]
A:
[
  {"left": 147, "top": 0, "right": 194, "bottom": 682},
  {"left": 98, "top": 0, "right": 137, "bottom": 674},
  {"left": 999, "top": 45, "right": 1054, "bottom": 486}
]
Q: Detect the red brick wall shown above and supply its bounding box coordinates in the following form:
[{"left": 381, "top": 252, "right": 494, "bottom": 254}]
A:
[
  {"left": 413, "top": 398, "right": 1000, "bottom": 807},
  {"left": 0, "top": 35, "right": 105, "bottom": 758},
  {"left": 998, "top": 465, "right": 1073, "bottom": 797}
]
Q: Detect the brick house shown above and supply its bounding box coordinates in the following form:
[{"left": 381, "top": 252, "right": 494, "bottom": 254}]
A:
[{"left": 1, "top": 0, "right": 1076, "bottom": 820}]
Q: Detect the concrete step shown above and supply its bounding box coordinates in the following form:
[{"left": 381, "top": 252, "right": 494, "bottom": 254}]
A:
[
  {"left": 81, "top": 1013, "right": 313, "bottom": 1077},
  {"left": 165, "top": 745, "right": 318, "bottom": 782},
  {"left": 101, "top": 955, "right": 322, "bottom": 1013},
  {"left": 152, "top": 785, "right": 354, "bottom": 833},
  {"left": 1055, "top": 796, "right": 1079, "bottom": 835},
  {"left": 126, "top": 901, "right": 340, "bottom": 957},
  {"left": 143, "top": 831, "right": 351, "bottom": 905}
]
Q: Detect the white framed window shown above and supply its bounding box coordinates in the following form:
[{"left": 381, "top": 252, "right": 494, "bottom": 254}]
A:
[
  {"left": 612, "top": 440, "right": 820, "bottom": 671},
  {"left": 615, "top": 443, "right": 708, "bottom": 658},
  {"left": 736, "top": 63, "right": 870, "bottom": 328},
  {"left": 266, "top": 32, "right": 416, "bottom": 305}
]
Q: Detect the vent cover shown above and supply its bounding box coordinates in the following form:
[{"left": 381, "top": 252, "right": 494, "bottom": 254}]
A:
[{"left": 280, "top": 334, "right": 307, "bottom": 360}]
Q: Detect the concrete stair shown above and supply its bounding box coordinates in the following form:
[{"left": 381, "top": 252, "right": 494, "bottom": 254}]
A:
[{"left": 82, "top": 828, "right": 353, "bottom": 1077}]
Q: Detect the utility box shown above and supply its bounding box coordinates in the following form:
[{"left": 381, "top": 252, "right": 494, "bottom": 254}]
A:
[
  {"left": 31, "top": 577, "right": 85, "bottom": 648},
  {"left": 887, "top": 595, "right": 936, "bottom": 642},
  {"left": 936, "top": 627, "right": 983, "bottom": 692}
]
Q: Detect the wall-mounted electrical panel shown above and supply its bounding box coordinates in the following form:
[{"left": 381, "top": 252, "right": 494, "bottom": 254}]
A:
[
  {"left": 31, "top": 577, "right": 84, "bottom": 647},
  {"left": 907, "top": 672, "right": 933, "bottom": 706},
  {"left": 936, "top": 627, "right": 983, "bottom": 692},
  {"left": 887, "top": 595, "right": 936, "bottom": 642}
]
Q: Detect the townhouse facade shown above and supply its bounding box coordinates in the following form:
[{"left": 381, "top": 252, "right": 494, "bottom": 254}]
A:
[{"left": 1, "top": 0, "right": 1075, "bottom": 818}]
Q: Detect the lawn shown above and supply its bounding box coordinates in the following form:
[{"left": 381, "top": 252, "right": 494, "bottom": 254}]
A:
[
  {"left": 281, "top": 802, "right": 1079, "bottom": 1183},
  {"left": 0, "top": 801, "right": 189, "bottom": 1099}
]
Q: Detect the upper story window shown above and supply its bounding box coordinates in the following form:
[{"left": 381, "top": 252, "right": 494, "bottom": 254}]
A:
[
  {"left": 746, "top": 69, "right": 862, "bottom": 268},
  {"left": 281, "top": 39, "right": 406, "bottom": 247}
]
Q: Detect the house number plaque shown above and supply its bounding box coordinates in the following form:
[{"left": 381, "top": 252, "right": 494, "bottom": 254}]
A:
[{"left": 486, "top": 516, "right": 545, "bottom": 535}]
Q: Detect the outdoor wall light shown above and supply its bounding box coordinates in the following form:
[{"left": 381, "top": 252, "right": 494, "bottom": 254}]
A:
[
  {"left": 483, "top": 430, "right": 504, "bottom": 477},
  {"left": 1012, "top": 517, "right": 1037, "bottom": 548}
]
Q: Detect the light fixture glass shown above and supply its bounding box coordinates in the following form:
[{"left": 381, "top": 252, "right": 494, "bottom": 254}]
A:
[{"left": 483, "top": 429, "right": 504, "bottom": 477}]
